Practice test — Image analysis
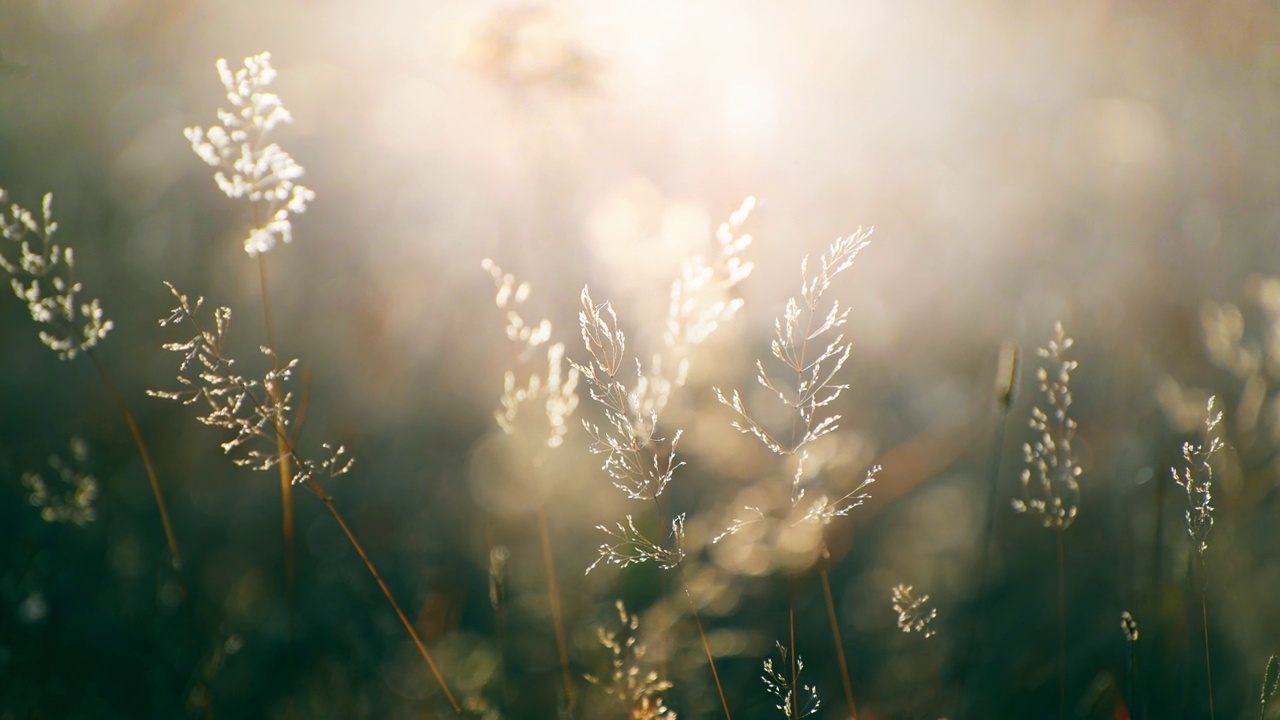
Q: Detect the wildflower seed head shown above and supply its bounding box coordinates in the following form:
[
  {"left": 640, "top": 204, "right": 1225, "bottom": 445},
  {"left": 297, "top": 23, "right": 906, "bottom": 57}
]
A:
[
  {"left": 662, "top": 196, "right": 756, "bottom": 390},
  {"left": 1013, "top": 321, "right": 1081, "bottom": 530},
  {"left": 762, "top": 641, "right": 821, "bottom": 718},
  {"left": 1172, "top": 395, "right": 1223, "bottom": 556},
  {"left": 586, "top": 601, "right": 675, "bottom": 720},
  {"left": 713, "top": 230, "right": 875, "bottom": 552},
  {"left": 185, "top": 52, "right": 314, "bottom": 255},
  {"left": 1263, "top": 655, "right": 1279, "bottom": 716},
  {"left": 149, "top": 282, "right": 354, "bottom": 486},
  {"left": 892, "top": 583, "right": 938, "bottom": 638},
  {"left": 0, "top": 189, "right": 113, "bottom": 359},
  {"left": 21, "top": 437, "right": 99, "bottom": 526},
  {"left": 573, "top": 287, "right": 685, "bottom": 502},
  {"left": 1120, "top": 611, "right": 1139, "bottom": 642},
  {"left": 483, "top": 259, "right": 580, "bottom": 449},
  {"left": 585, "top": 513, "right": 685, "bottom": 575},
  {"left": 716, "top": 228, "right": 871, "bottom": 458}
]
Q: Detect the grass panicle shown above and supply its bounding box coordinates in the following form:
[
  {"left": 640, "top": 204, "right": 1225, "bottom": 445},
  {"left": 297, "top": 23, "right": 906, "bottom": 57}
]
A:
[
  {"left": 482, "top": 257, "right": 580, "bottom": 709},
  {"left": 1172, "top": 396, "right": 1224, "bottom": 720},
  {"left": 714, "top": 228, "right": 872, "bottom": 458},
  {"left": 573, "top": 286, "right": 730, "bottom": 719},
  {"left": 0, "top": 186, "right": 207, "bottom": 712},
  {"left": 1012, "top": 322, "right": 1081, "bottom": 531},
  {"left": 1263, "top": 655, "right": 1279, "bottom": 719},
  {"left": 0, "top": 189, "right": 113, "bottom": 359},
  {"left": 185, "top": 49, "right": 319, "bottom": 677},
  {"left": 149, "top": 282, "right": 461, "bottom": 714},
  {"left": 1172, "top": 397, "right": 1223, "bottom": 558},
  {"left": 891, "top": 584, "right": 938, "bottom": 638},
  {"left": 587, "top": 601, "right": 676, "bottom": 720},
  {"left": 9, "top": 36, "right": 1278, "bottom": 720},
  {"left": 20, "top": 437, "right": 98, "bottom": 526},
  {"left": 1121, "top": 611, "right": 1138, "bottom": 715},
  {"left": 1012, "top": 321, "right": 1080, "bottom": 720},
  {"left": 483, "top": 258, "right": 581, "bottom": 450},
  {"left": 183, "top": 52, "right": 314, "bottom": 257},
  {"left": 762, "top": 642, "right": 821, "bottom": 719},
  {"left": 712, "top": 229, "right": 875, "bottom": 720}
]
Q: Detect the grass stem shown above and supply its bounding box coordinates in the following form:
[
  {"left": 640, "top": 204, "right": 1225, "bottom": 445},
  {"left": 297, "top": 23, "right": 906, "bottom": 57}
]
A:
[
  {"left": 960, "top": 360, "right": 1014, "bottom": 719},
  {"left": 307, "top": 475, "right": 462, "bottom": 714},
  {"left": 1057, "top": 529, "right": 1066, "bottom": 720},
  {"left": 255, "top": 253, "right": 297, "bottom": 642},
  {"left": 1200, "top": 560, "right": 1215, "bottom": 720},
  {"left": 789, "top": 596, "right": 799, "bottom": 719},
  {"left": 819, "top": 562, "right": 858, "bottom": 719},
  {"left": 88, "top": 349, "right": 183, "bottom": 578},
  {"left": 537, "top": 505, "right": 575, "bottom": 710},
  {"left": 681, "top": 574, "right": 731, "bottom": 720},
  {"left": 88, "top": 348, "right": 214, "bottom": 718}
]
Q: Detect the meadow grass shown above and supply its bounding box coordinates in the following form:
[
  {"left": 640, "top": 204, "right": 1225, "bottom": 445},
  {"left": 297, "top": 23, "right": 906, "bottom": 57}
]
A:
[{"left": 3, "top": 48, "right": 1277, "bottom": 720}]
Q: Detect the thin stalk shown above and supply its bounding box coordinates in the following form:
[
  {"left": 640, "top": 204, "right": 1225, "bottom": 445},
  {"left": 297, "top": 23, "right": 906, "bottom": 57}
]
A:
[
  {"left": 198, "top": 683, "right": 214, "bottom": 720},
  {"left": 1056, "top": 530, "right": 1066, "bottom": 720},
  {"left": 167, "top": 278, "right": 459, "bottom": 714},
  {"left": 265, "top": 420, "right": 461, "bottom": 714},
  {"left": 819, "top": 561, "right": 858, "bottom": 719},
  {"left": 88, "top": 350, "right": 183, "bottom": 579},
  {"left": 537, "top": 505, "right": 575, "bottom": 710},
  {"left": 789, "top": 596, "right": 799, "bottom": 719},
  {"left": 781, "top": 279, "right": 813, "bottom": 720},
  {"left": 256, "top": 252, "right": 297, "bottom": 640},
  {"left": 1144, "top": 430, "right": 1168, "bottom": 720},
  {"left": 88, "top": 349, "right": 214, "bottom": 719},
  {"left": 307, "top": 475, "right": 462, "bottom": 714},
  {"left": 960, "top": 378, "right": 1013, "bottom": 719},
  {"left": 649, "top": 493, "right": 730, "bottom": 720},
  {"left": 1124, "top": 634, "right": 1135, "bottom": 717},
  {"left": 1199, "top": 559, "right": 1216, "bottom": 720},
  {"left": 681, "top": 575, "right": 731, "bottom": 720}
]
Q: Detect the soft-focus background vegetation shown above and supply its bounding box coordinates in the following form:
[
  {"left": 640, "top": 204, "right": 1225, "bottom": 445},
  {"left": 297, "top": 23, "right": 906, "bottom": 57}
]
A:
[{"left": 3, "top": 0, "right": 1280, "bottom": 718}]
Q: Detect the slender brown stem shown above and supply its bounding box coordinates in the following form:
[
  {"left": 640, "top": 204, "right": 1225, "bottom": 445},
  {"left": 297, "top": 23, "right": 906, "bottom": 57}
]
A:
[
  {"left": 680, "top": 576, "right": 731, "bottom": 720},
  {"left": 198, "top": 683, "right": 214, "bottom": 720},
  {"left": 819, "top": 563, "right": 857, "bottom": 719},
  {"left": 961, "top": 384, "right": 1013, "bottom": 719},
  {"left": 1200, "top": 560, "right": 1216, "bottom": 720},
  {"left": 789, "top": 596, "right": 799, "bottom": 719},
  {"left": 1056, "top": 530, "right": 1066, "bottom": 720},
  {"left": 536, "top": 505, "right": 575, "bottom": 709},
  {"left": 255, "top": 253, "right": 297, "bottom": 641},
  {"left": 89, "top": 349, "right": 215, "bottom": 718},
  {"left": 89, "top": 350, "right": 184, "bottom": 576},
  {"left": 307, "top": 476, "right": 462, "bottom": 714},
  {"left": 169, "top": 291, "right": 460, "bottom": 713}
]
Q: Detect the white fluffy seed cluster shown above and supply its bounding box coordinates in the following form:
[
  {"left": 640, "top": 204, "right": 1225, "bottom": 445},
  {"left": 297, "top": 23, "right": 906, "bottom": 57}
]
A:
[{"left": 184, "top": 52, "right": 315, "bottom": 255}]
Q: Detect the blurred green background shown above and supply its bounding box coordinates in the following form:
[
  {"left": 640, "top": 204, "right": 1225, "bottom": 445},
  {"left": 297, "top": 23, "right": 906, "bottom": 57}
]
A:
[{"left": 2, "top": 0, "right": 1280, "bottom": 718}]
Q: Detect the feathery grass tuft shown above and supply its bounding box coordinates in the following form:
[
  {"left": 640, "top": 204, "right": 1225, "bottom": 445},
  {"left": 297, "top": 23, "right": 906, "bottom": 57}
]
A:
[
  {"left": 1172, "top": 396, "right": 1224, "bottom": 720},
  {"left": 762, "top": 642, "right": 821, "bottom": 719},
  {"left": 587, "top": 601, "right": 676, "bottom": 720},
  {"left": 0, "top": 189, "right": 113, "bottom": 359},
  {"left": 1012, "top": 321, "right": 1080, "bottom": 720},
  {"left": 482, "top": 257, "right": 580, "bottom": 709},
  {"left": 572, "top": 286, "right": 730, "bottom": 718},
  {"left": 21, "top": 437, "right": 98, "bottom": 526},
  {"left": 1263, "top": 655, "right": 1279, "bottom": 720},
  {"left": 713, "top": 228, "right": 875, "bottom": 720},
  {"left": 149, "top": 282, "right": 461, "bottom": 714},
  {"left": 891, "top": 584, "right": 938, "bottom": 638},
  {"left": 183, "top": 52, "right": 314, "bottom": 257}
]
